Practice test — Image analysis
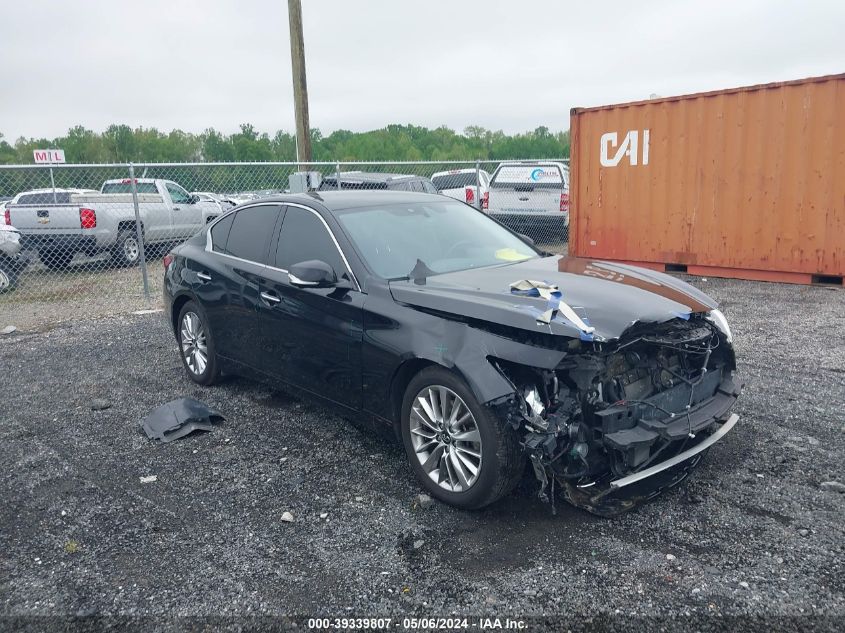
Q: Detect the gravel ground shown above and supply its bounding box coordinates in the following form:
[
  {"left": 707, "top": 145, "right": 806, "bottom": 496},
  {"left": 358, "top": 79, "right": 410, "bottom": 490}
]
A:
[
  {"left": 1, "top": 276, "right": 843, "bottom": 631},
  {"left": 0, "top": 253, "right": 163, "bottom": 332}
]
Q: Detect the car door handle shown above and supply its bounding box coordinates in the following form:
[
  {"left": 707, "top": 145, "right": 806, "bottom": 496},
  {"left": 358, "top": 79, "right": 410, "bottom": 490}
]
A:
[
  {"left": 260, "top": 291, "right": 281, "bottom": 305},
  {"left": 196, "top": 271, "right": 211, "bottom": 282}
]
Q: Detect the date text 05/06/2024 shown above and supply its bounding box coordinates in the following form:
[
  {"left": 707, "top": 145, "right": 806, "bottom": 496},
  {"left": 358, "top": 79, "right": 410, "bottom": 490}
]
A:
[{"left": 306, "top": 617, "right": 528, "bottom": 630}]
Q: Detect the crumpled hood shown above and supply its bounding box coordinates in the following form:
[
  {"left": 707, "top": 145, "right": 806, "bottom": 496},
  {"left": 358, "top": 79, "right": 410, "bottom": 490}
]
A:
[{"left": 388, "top": 256, "right": 717, "bottom": 341}]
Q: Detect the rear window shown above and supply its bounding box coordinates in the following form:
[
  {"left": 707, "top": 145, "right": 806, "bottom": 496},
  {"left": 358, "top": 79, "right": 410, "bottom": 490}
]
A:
[
  {"left": 432, "top": 172, "right": 477, "bottom": 190},
  {"left": 223, "top": 204, "right": 280, "bottom": 263},
  {"left": 491, "top": 165, "right": 566, "bottom": 189},
  {"left": 101, "top": 181, "right": 159, "bottom": 194},
  {"left": 16, "top": 192, "right": 73, "bottom": 204}
]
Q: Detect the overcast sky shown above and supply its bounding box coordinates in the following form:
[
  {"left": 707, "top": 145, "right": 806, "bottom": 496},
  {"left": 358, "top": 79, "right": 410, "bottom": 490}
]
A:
[{"left": 1, "top": 0, "right": 843, "bottom": 140}]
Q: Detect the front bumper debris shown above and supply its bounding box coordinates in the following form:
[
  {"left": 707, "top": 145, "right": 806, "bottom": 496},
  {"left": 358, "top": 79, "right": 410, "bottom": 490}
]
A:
[
  {"left": 609, "top": 413, "right": 738, "bottom": 492},
  {"left": 492, "top": 315, "right": 742, "bottom": 516},
  {"left": 557, "top": 411, "right": 739, "bottom": 517}
]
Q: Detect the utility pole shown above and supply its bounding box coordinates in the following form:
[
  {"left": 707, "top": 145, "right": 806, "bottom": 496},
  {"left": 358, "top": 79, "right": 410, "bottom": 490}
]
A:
[{"left": 288, "top": 0, "right": 312, "bottom": 164}]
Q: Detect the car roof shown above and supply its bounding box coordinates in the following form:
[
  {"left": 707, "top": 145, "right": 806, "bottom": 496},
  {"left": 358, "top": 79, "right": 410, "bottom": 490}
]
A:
[
  {"left": 495, "top": 160, "right": 568, "bottom": 167},
  {"left": 237, "top": 190, "right": 448, "bottom": 211},
  {"left": 102, "top": 178, "right": 160, "bottom": 183},
  {"left": 15, "top": 187, "right": 85, "bottom": 195},
  {"left": 13, "top": 187, "right": 91, "bottom": 200},
  {"left": 323, "top": 171, "right": 421, "bottom": 183},
  {"left": 431, "top": 168, "right": 479, "bottom": 177}
]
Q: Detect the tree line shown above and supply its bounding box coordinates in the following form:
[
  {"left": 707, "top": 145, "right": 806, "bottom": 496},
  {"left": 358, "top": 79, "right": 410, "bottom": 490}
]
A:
[{"left": 0, "top": 124, "right": 570, "bottom": 164}]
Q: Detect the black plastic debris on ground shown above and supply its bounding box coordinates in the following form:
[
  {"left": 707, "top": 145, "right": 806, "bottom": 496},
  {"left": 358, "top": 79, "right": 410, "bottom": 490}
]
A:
[{"left": 140, "top": 397, "right": 225, "bottom": 443}]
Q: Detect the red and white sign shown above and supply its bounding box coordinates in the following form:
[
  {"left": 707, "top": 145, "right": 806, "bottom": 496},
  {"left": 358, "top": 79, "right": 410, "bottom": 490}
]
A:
[{"left": 33, "top": 149, "right": 66, "bottom": 164}]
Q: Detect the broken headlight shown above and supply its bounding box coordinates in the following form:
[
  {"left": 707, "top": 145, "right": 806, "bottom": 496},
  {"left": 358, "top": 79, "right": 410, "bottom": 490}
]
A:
[{"left": 706, "top": 309, "right": 733, "bottom": 344}]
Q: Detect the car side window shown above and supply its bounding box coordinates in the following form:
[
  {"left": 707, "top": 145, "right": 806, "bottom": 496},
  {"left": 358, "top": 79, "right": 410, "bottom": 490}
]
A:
[
  {"left": 166, "top": 182, "right": 190, "bottom": 205},
  {"left": 422, "top": 180, "right": 437, "bottom": 194},
  {"left": 275, "top": 206, "right": 347, "bottom": 279},
  {"left": 224, "top": 205, "right": 280, "bottom": 263},
  {"left": 210, "top": 213, "right": 235, "bottom": 252}
]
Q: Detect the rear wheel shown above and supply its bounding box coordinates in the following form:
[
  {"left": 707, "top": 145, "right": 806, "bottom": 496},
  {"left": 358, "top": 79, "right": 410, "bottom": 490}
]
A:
[
  {"left": 401, "top": 366, "right": 524, "bottom": 509},
  {"left": 177, "top": 300, "right": 220, "bottom": 386},
  {"left": 112, "top": 230, "right": 142, "bottom": 267}
]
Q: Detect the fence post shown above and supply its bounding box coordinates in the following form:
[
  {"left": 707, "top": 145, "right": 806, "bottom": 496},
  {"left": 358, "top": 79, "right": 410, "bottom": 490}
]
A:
[
  {"left": 336, "top": 161, "right": 341, "bottom": 190},
  {"left": 128, "top": 163, "right": 150, "bottom": 303},
  {"left": 49, "top": 167, "right": 57, "bottom": 203},
  {"left": 475, "top": 159, "right": 481, "bottom": 210}
]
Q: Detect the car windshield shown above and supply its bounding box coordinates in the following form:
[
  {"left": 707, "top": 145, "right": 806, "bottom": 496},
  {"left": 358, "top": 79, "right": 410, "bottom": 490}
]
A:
[
  {"left": 334, "top": 200, "right": 539, "bottom": 279},
  {"left": 432, "top": 172, "right": 477, "bottom": 189}
]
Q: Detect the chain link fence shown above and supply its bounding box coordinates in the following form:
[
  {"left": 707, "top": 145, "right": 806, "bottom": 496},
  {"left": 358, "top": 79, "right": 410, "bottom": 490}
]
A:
[{"left": 0, "top": 159, "right": 569, "bottom": 329}]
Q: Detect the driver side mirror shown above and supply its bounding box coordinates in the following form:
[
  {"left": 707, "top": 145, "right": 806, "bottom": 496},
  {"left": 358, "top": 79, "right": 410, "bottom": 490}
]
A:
[
  {"left": 288, "top": 259, "right": 337, "bottom": 288},
  {"left": 188, "top": 194, "right": 200, "bottom": 205}
]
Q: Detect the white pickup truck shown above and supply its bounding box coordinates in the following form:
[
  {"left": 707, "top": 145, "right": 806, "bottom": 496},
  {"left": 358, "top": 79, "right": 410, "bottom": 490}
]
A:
[
  {"left": 7, "top": 179, "right": 222, "bottom": 269},
  {"left": 430, "top": 168, "right": 491, "bottom": 209}
]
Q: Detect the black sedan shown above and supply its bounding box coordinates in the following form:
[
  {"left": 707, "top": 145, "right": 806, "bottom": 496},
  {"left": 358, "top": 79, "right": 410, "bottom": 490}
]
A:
[{"left": 163, "top": 191, "right": 741, "bottom": 515}]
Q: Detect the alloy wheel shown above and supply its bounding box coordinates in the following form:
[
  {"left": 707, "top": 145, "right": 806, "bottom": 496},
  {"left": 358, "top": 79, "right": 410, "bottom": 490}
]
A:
[
  {"left": 409, "top": 385, "right": 483, "bottom": 492},
  {"left": 180, "top": 311, "right": 208, "bottom": 376},
  {"left": 123, "top": 237, "right": 140, "bottom": 262}
]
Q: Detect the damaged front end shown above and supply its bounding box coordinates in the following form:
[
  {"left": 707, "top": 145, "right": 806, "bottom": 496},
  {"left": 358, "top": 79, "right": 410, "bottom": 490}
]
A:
[{"left": 491, "top": 315, "right": 742, "bottom": 516}]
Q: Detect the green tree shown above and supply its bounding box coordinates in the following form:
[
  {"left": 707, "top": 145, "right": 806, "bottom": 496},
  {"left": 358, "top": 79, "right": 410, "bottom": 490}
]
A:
[
  {"left": 103, "top": 124, "right": 137, "bottom": 161},
  {"left": 0, "top": 123, "right": 570, "bottom": 165},
  {"left": 0, "top": 134, "right": 18, "bottom": 164}
]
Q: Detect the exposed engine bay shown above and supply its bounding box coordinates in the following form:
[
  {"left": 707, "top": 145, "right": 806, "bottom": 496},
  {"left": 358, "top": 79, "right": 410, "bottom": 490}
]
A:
[{"left": 492, "top": 315, "right": 742, "bottom": 516}]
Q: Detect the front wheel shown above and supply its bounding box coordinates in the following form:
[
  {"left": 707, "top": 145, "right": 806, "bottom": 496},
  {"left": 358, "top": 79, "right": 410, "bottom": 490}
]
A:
[
  {"left": 176, "top": 300, "right": 220, "bottom": 386},
  {"left": 400, "top": 366, "right": 525, "bottom": 509}
]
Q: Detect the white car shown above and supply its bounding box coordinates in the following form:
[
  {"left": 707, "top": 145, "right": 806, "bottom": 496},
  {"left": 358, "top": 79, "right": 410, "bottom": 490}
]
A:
[
  {"left": 3, "top": 188, "right": 97, "bottom": 212},
  {"left": 0, "top": 222, "right": 24, "bottom": 292},
  {"left": 430, "top": 168, "right": 491, "bottom": 209},
  {"left": 192, "top": 192, "right": 237, "bottom": 212}
]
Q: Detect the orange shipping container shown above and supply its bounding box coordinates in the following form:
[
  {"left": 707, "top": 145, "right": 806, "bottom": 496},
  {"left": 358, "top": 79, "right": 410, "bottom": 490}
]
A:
[{"left": 569, "top": 73, "right": 845, "bottom": 284}]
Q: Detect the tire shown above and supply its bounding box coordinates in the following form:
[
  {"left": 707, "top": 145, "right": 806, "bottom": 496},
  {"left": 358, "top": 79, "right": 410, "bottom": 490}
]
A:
[
  {"left": 40, "top": 249, "right": 74, "bottom": 271},
  {"left": 112, "top": 230, "right": 143, "bottom": 267},
  {"left": 0, "top": 257, "right": 18, "bottom": 293},
  {"left": 176, "top": 300, "right": 220, "bottom": 386},
  {"left": 400, "top": 366, "right": 525, "bottom": 509}
]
